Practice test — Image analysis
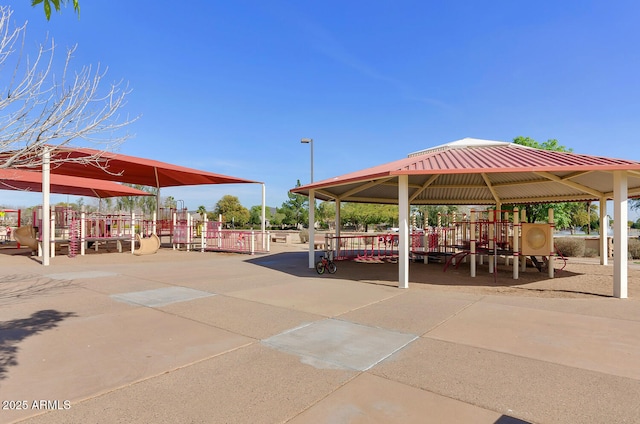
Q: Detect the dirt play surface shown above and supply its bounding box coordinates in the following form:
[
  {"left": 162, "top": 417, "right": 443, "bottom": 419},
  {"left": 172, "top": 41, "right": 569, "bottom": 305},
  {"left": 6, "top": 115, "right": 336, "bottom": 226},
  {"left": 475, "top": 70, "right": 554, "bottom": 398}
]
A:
[{"left": 323, "top": 254, "right": 640, "bottom": 299}]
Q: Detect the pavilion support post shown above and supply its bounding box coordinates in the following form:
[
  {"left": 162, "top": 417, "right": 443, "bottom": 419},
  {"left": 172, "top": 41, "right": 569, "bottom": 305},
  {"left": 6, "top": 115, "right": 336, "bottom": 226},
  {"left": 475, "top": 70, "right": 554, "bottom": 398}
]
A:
[
  {"left": 513, "top": 208, "right": 519, "bottom": 280},
  {"left": 308, "top": 189, "right": 315, "bottom": 269},
  {"left": 42, "top": 147, "right": 50, "bottom": 266},
  {"left": 548, "top": 208, "right": 555, "bottom": 278},
  {"left": 470, "top": 210, "right": 476, "bottom": 278},
  {"left": 520, "top": 209, "right": 527, "bottom": 272},
  {"left": 335, "top": 199, "right": 341, "bottom": 260},
  {"left": 613, "top": 171, "right": 628, "bottom": 298},
  {"left": 599, "top": 198, "right": 608, "bottom": 265},
  {"left": 398, "top": 175, "right": 409, "bottom": 289},
  {"left": 261, "top": 183, "right": 266, "bottom": 249}
]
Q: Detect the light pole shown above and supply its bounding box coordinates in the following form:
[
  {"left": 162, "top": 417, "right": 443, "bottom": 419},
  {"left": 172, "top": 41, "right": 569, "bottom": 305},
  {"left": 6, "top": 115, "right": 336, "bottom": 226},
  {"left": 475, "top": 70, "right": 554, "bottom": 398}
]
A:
[
  {"left": 301, "top": 137, "right": 315, "bottom": 268},
  {"left": 300, "top": 138, "right": 314, "bottom": 183}
]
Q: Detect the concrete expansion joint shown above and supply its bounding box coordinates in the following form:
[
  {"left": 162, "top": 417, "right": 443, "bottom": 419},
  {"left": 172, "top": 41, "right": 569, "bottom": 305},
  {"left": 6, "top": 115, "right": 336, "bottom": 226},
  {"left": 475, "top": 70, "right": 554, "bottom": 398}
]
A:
[{"left": 422, "top": 296, "right": 487, "bottom": 336}]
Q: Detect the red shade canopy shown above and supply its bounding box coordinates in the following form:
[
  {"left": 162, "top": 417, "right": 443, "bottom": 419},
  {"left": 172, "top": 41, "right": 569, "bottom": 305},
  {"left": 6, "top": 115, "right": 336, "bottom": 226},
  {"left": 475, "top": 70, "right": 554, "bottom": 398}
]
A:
[
  {"left": 0, "top": 169, "right": 153, "bottom": 198},
  {"left": 34, "top": 146, "right": 260, "bottom": 188}
]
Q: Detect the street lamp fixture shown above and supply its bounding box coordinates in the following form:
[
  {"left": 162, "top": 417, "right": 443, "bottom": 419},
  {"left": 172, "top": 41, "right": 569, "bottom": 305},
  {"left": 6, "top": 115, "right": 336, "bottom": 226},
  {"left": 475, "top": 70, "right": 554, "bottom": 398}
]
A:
[{"left": 300, "top": 138, "right": 314, "bottom": 183}]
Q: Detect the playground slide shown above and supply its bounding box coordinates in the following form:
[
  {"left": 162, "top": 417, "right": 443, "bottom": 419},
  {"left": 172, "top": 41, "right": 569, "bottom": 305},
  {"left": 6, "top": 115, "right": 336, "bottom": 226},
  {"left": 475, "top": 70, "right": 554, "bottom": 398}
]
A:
[
  {"left": 133, "top": 233, "right": 160, "bottom": 256},
  {"left": 14, "top": 225, "right": 38, "bottom": 251}
]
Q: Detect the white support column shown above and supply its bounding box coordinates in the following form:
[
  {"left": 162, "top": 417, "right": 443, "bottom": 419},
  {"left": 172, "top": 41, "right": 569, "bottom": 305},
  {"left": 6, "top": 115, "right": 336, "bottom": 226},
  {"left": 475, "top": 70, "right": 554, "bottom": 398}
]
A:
[
  {"left": 335, "top": 199, "right": 341, "bottom": 259},
  {"left": 520, "top": 209, "right": 527, "bottom": 272},
  {"left": 613, "top": 171, "right": 628, "bottom": 298},
  {"left": 308, "top": 189, "right": 315, "bottom": 268},
  {"left": 261, "top": 183, "right": 266, "bottom": 249},
  {"left": 548, "top": 208, "right": 555, "bottom": 279},
  {"left": 470, "top": 210, "right": 476, "bottom": 278},
  {"left": 398, "top": 175, "right": 409, "bottom": 289},
  {"left": 152, "top": 211, "right": 157, "bottom": 235},
  {"left": 513, "top": 207, "right": 519, "bottom": 280},
  {"left": 599, "top": 198, "right": 608, "bottom": 266},
  {"left": 42, "top": 147, "right": 50, "bottom": 266}
]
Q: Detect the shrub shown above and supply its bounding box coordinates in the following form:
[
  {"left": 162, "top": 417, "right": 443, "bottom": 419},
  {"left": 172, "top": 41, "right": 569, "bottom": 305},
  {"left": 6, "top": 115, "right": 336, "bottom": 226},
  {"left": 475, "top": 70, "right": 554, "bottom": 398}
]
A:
[
  {"left": 299, "top": 229, "right": 309, "bottom": 243},
  {"left": 554, "top": 237, "right": 585, "bottom": 257},
  {"left": 629, "top": 238, "right": 640, "bottom": 259},
  {"left": 584, "top": 248, "right": 598, "bottom": 258}
]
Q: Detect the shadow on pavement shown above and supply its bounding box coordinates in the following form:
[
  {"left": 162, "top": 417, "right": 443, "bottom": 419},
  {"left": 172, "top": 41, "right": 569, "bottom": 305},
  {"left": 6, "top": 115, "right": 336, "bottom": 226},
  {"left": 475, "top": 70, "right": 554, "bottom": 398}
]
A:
[
  {"left": 0, "top": 275, "right": 74, "bottom": 305},
  {"left": 0, "top": 309, "right": 77, "bottom": 381}
]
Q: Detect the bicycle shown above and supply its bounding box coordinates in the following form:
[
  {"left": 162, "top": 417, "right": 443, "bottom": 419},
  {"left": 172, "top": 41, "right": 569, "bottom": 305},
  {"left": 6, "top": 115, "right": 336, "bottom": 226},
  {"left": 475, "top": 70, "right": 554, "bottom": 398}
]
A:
[{"left": 315, "top": 253, "right": 337, "bottom": 274}]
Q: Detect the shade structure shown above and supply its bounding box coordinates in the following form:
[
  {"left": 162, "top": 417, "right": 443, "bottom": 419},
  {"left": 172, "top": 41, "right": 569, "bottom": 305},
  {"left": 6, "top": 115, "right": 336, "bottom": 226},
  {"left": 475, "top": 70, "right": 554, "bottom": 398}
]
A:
[
  {"left": 0, "top": 168, "right": 153, "bottom": 198},
  {"left": 291, "top": 139, "right": 640, "bottom": 204},
  {"left": 0, "top": 145, "right": 265, "bottom": 267},
  {"left": 30, "top": 146, "right": 260, "bottom": 188},
  {"left": 290, "top": 138, "right": 640, "bottom": 298}
]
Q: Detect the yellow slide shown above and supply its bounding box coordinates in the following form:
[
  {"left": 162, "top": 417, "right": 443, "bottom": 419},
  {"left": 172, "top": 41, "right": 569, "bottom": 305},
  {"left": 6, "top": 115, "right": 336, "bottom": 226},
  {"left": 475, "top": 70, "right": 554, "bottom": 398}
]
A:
[
  {"left": 133, "top": 233, "right": 160, "bottom": 255},
  {"left": 14, "top": 225, "right": 38, "bottom": 251}
]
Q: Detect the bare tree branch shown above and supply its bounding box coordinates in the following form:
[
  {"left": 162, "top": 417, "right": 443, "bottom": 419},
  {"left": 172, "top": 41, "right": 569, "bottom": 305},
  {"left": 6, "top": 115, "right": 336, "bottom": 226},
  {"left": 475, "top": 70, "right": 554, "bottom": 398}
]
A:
[{"left": 0, "top": 6, "right": 136, "bottom": 170}]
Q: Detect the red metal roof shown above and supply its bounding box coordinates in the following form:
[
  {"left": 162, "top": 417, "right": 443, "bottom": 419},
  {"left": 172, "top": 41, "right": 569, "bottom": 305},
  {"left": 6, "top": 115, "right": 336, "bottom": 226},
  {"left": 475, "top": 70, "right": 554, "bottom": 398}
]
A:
[
  {"left": 0, "top": 169, "right": 153, "bottom": 198},
  {"left": 291, "top": 139, "right": 640, "bottom": 205}
]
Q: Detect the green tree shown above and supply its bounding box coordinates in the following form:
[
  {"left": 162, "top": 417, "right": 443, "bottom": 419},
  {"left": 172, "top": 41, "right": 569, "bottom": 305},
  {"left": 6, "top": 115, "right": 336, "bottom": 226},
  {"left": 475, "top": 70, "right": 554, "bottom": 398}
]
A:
[
  {"left": 31, "top": 0, "right": 80, "bottom": 20},
  {"left": 316, "top": 201, "right": 336, "bottom": 229},
  {"left": 249, "top": 205, "right": 271, "bottom": 226},
  {"left": 214, "top": 195, "right": 250, "bottom": 228},
  {"left": 116, "top": 184, "right": 157, "bottom": 214},
  {"left": 163, "top": 196, "right": 177, "bottom": 209},
  {"left": 280, "top": 180, "right": 308, "bottom": 227},
  {"left": 197, "top": 205, "right": 207, "bottom": 219},
  {"left": 341, "top": 203, "right": 398, "bottom": 232},
  {"left": 512, "top": 136, "right": 575, "bottom": 224},
  {"left": 512, "top": 136, "right": 572, "bottom": 152},
  {"left": 413, "top": 205, "right": 459, "bottom": 228}
]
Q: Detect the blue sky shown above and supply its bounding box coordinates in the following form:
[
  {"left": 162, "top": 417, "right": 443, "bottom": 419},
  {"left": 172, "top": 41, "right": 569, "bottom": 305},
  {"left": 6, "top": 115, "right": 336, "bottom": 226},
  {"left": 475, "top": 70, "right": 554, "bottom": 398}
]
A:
[{"left": 3, "top": 1, "right": 640, "bottom": 219}]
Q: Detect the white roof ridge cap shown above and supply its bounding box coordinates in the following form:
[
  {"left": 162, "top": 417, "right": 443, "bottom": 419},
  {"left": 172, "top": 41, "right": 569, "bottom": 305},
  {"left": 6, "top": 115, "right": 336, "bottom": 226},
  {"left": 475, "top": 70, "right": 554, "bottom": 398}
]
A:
[{"left": 408, "top": 138, "right": 510, "bottom": 158}]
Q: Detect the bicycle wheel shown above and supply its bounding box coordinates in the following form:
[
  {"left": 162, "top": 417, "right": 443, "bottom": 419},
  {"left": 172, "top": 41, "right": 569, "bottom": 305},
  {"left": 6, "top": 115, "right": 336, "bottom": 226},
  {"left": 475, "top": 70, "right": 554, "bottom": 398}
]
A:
[
  {"left": 315, "top": 260, "right": 326, "bottom": 274},
  {"left": 327, "top": 261, "right": 337, "bottom": 274}
]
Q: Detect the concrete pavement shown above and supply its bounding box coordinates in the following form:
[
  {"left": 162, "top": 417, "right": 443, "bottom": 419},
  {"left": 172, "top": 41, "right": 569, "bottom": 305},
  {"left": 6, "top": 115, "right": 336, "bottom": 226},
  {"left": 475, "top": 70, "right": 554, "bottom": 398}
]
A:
[{"left": 1, "top": 245, "right": 640, "bottom": 423}]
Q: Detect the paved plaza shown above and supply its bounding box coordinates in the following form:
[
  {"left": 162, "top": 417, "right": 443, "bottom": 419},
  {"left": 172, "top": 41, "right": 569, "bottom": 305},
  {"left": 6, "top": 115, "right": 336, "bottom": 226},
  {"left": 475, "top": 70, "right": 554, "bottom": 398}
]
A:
[{"left": 1, "top": 244, "right": 640, "bottom": 423}]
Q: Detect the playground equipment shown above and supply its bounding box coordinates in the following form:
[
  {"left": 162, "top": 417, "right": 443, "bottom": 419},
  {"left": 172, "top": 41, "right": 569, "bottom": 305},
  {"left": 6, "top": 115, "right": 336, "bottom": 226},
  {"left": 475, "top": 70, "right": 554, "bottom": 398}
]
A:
[
  {"left": 134, "top": 233, "right": 161, "bottom": 255},
  {"left": 13, "top": 225, "right": 38, "bottom": 251},
  {"left": 321, "top": 207, "right": 562, "bottom": 280}
]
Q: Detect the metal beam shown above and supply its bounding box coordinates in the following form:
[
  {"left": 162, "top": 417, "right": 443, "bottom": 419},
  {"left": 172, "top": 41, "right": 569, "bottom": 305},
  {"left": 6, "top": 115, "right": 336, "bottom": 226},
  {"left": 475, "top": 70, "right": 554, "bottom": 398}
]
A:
[
  {"left": 534, "top": 171, "right": 605, "bottom": 198},
  {"left": 409, "top": 174, "right": 440, "bottom": 203},
  {"left": 337, "top": 177, "right": 393, "bottom": 200},
  {"left": 481, "top": 173, "right": 501, "bottom": 204}
]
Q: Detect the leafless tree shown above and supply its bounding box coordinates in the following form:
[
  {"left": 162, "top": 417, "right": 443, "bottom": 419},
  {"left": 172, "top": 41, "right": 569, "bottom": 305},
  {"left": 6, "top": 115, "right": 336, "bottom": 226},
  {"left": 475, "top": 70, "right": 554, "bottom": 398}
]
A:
[{"left": 0, "top": 5, "right": 136, "bottom": 170}]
